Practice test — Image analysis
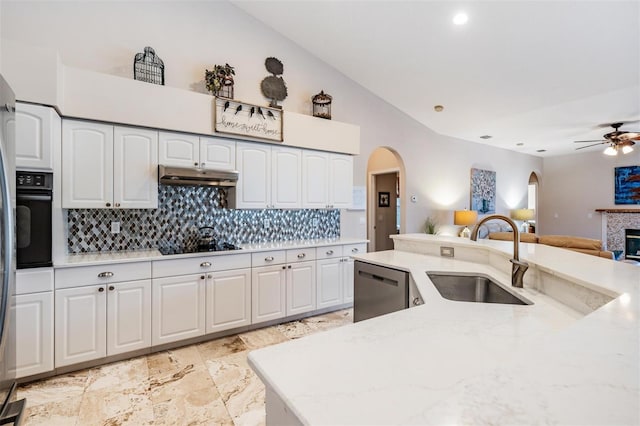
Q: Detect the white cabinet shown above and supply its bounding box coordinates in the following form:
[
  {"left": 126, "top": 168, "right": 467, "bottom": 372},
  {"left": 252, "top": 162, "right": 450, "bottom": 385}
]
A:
[
  {"left": 54, "top": 263, "right": 152, "bottom": 367},
  {"left": 206, "top": 268, "right": 251, "bottom": 333},
  {"left": 252, "top": 264, "right": 286, "bottom": 323},
  {"left": 62, "top": 120, "right": 158, "bottom": 209},
  {"left": 236, "top": 143, "right": 302, "bottom": 209},
  {"left": 152, "top": 274, "right": 206, "bottom": 346},
  {"left": 316, "top": 258, "right": 343, "bottom": 309},
  {"left": 159, "top": 131, "right": 236, "bottom": 171},
  {"left": 8, "top": 102, "right": 57, "bottom": 170},
  {"left": 342, "top": 257, "right": 355, "bottom": 303},
  {"left": 302, "top": 151, "right": 353, "bottom": 209},
  {"left": 286, "top": 261, "right": 316, "bottom": 316}
]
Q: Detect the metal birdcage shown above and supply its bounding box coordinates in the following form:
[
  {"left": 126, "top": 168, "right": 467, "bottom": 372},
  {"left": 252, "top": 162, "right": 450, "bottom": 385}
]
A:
[
  {"left": 134, "top": 46, "right": 164, "bottom": 85},
  {"left": 312, "top": 90, "right": 332, "bottom": 120}
]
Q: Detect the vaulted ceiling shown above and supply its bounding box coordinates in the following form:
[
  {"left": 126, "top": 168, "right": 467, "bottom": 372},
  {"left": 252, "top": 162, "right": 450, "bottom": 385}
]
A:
[{"left": 234, "top": 1, "right": 640, "bottom": 157}]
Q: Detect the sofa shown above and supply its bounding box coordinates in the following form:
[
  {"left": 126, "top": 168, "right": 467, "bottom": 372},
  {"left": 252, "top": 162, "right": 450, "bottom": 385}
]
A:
[{"left": 487, "top": 232, "right": 614, "bottom": 259}]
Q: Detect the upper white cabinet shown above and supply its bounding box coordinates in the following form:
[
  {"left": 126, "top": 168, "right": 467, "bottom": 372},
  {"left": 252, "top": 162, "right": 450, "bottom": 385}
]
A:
[
  {"left": 236, "top": 142, "right": 302, "bottom": 209},
  {"left": 159, "top": 131, "right": 235, "bottom": 171},
  {"left": 8, "top": 103, "right": 58, "bottom": 170},
  {"left": 62, "top": 119, "right": 158, "bottom": 209},
  {"left": 303, "top": 151, "right": 353, "bottom": 209}
]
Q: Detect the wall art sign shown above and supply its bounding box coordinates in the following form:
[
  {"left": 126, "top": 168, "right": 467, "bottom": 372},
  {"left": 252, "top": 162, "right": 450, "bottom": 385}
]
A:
[
  {"left": 378, "top": 191, "right": 390, "bottom": 207},
  {"left": 214, "top": 97, "right": 283, "bottom": 142},
  {"left": 614, "top": 165, "right": 640, "bottom": 205},
  {"left": 470, "top": 168, "right": 496, "bottom": 214}
]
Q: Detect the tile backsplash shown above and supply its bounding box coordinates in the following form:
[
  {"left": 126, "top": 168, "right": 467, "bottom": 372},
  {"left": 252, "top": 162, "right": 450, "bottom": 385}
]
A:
[{"left": 67, "top": 185, "right": 340, "bottom": 253}]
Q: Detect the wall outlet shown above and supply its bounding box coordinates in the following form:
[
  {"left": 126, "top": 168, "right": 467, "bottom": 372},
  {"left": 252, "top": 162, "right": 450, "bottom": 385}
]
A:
[
  {"left": 440, "top": 246, "right": 454, "bottom": 257},
  {"left": 312, "top": 218, "right": 319, "bottom": 227},
  {"left": 111, "top": 221, "right": 121, "bottom": 234},
  {"left": 263, "top": 219, "right": 271, "bottom": 229}
]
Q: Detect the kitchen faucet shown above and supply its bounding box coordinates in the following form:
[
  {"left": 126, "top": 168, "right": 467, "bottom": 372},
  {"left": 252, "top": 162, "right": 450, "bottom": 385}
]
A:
[{"left": 470, "top": 214, "right": 529, "bottom": 288}]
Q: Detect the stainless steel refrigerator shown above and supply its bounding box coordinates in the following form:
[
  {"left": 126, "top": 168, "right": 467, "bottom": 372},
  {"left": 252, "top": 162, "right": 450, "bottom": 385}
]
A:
[{"left": 0, "top": 74, "right": 25, "bottom": 424}]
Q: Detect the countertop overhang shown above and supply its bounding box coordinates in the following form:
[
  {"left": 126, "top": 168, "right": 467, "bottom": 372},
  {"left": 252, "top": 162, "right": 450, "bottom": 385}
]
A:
[{"left": 248, "top": 234, "right": 640, "bottom": 425}]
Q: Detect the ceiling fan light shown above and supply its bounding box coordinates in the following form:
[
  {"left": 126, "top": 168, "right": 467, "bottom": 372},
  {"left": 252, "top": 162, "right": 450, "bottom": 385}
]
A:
[
  {"left": 622, "top": 144, "right": 634, "bottom": 154},
  {"left": 603, "top": 146, "right": 618, "bottom": 156}
]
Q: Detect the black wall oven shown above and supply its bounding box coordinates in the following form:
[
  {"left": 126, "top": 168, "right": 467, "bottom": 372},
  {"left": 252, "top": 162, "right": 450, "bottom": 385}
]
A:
[{"left": 16, "top": 171, "right": 52, "bottom": 269}]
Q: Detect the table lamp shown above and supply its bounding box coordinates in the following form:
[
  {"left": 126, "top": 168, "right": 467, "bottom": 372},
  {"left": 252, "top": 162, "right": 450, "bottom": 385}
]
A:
[
  {"left": 454, "top": 210, "right": 478, "bottom": 238},
  {"left": 510, "top": 208, "right": 535, "bottom": 232}
]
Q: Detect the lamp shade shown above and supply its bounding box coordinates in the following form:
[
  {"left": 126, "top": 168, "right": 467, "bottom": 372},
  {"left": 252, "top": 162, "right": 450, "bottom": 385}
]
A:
[
  {"left": 510, "top": 208, "right": 534, "bottom": 221},
  {"left": 454, "top": 210, "right": 478, "bottom": 226}
]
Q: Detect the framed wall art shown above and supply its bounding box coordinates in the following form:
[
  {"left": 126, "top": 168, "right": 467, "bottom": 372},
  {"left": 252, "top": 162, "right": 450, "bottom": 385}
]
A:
[
  {"left": 378, "top": 192, "right": 390, "bottom": 207},
  {"left": 614, "top": 165, "right": 640, "bottom": 205},
  {"left": 214, "top": 97, "right": 283, "bottom": 142},
  {"left": 470, "top": 168, "right": 496, "bottom": 214}
]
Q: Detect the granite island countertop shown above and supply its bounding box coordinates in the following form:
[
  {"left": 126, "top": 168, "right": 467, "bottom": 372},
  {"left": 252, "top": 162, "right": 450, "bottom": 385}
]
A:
[{"left": 247, "top": 234, "right": 640, "bottom": 425}]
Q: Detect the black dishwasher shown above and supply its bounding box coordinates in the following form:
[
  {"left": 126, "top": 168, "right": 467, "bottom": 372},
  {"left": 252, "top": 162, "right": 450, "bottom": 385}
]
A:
[{"left": 354, "top": 261, "right": 409, "bottom": 322}]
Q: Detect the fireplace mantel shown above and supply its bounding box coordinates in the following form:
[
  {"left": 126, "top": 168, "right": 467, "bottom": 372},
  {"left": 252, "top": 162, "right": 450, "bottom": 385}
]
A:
[
  {"left": 597, "top": 209, "right": 640, "bottom": 252},
  {"left": 595, "top": 208, "right": 640, "bottom": 213}
]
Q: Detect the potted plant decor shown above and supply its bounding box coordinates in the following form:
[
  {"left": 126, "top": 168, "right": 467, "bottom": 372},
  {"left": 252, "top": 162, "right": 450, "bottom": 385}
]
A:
[{"left": 205, "top": 63, "right": 235, "bottom": 99}]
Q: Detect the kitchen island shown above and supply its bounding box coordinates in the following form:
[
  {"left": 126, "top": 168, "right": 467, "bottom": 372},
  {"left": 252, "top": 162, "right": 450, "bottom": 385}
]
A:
[{"left": 248, "top": 234, "right": 640, "bottom": 425}]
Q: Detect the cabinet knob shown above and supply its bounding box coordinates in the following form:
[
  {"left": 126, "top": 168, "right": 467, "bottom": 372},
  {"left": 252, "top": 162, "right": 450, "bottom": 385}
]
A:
[
  {"left": 106, "top": 202, "right": 111, "bottom": 207},
  {"left": 98, "top": 287, "right": 105, "bottom": 292},
  {"left": 297, "top": 253, "right": 306, "bottom": 259},
  {"left": 194, "top": 162, "right": 199, "bottom": 166},
  {"left": 352, "top": 248, "right": 359, "bottom": 253},
  {"left": 326, "top": 250, "right": 334, "bottom": 255},
  {"left": 201, "top": 275, "right": 205, "bottom": 279},
  {"left": 413, "top": 297, "right": 423, "bottom": 306},
  {"left": 265, "top": 256, "right": 274, "bottom": 262},
  {"left": 115, "top": 203, "right": 121, "bottom": 208},
  {"left": 98, "top": 272, "right": 114, "bottom": 278},
  {"left": 288, "top": 265, "right": 292, "bottom": 269},
  {"left": 201, "top": 162, "right": 205, "bottom": 167},
  {"left": 200, "top": 262, "right": 212, "bottom": 268},
  {"left": 109, "top": 286, "right": 115, "bottom": 291},
  {"left": 207, "top": 274, "right": 212, "bottom": 279}
]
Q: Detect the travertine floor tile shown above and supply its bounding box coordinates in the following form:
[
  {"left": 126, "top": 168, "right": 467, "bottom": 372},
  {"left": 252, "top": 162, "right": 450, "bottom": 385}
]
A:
[
  {"left": 147, "top": 345, "right": 203, "bottom": 377},
  {"left": 76, "top": 387, "right": 154, "bottom": 426},
  {"left": 21, "top": 395, "right": 82, "bottom": 426},
  {"left": 238, "top": 327, "right": 289, "bottom": 350},
  {"left": 275, "top": 320, "right": 314, "bottom": 339},
  {"left": 148, "top": 363, "right": 214, "bottom": 404},
  {"left": 85, "top": 356, "right": 149, "bottom": 393},
  {"left": 196, "top": 335, "right": 248, "bottom": 361},
  {"left": 152, "top": 385, "right": 233, "bottom": 426},
  {"left": 18, "top": 370, "right": 90, "bottom": 406}
]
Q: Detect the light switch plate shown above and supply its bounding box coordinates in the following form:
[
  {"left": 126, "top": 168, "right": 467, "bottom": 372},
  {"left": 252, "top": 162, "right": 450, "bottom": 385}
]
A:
[{"left": 111, "top": 221, "right": 120, "bottom": 234}]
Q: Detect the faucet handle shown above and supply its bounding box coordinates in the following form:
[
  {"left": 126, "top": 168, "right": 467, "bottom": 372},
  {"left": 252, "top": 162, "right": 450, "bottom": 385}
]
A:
[{"left": 510, "top": 259, "right": 529, "bottom": 288}]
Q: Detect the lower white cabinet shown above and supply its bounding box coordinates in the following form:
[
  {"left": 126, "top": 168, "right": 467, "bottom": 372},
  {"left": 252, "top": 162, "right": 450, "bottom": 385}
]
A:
[
  {"left": 316, "top": 258, "right": 343, "bottom": 309},
  {"left": 342, "top": 257, "right": 355, "bottom": 304},
  {"left": 55, "top": 280, "right": 152, "bottom": 367},
  {"left": 286, "top": 261, "right": 316, "bottom": 316},
  {"left": 206, "top": 268, "right": 251, "bottom": 334},
  {"left": 8, "top": 292, "right": 54, "bottom": 378},
  {"left": 252, "top": 265, "right": 286, "bottom": 323},
  {"left": 152, "top": 274, "right": 206, "bottom": 346}
]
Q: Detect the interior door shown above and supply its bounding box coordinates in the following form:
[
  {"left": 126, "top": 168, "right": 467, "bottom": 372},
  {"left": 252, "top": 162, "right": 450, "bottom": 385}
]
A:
[{"left": 374, "top": 172, "right": 398, "bottom": 251}]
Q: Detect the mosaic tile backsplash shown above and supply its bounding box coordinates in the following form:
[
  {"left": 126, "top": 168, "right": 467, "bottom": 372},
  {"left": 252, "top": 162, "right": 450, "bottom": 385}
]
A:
[{"left": 68, "top": 185, "right": 340, "bottom": 253}]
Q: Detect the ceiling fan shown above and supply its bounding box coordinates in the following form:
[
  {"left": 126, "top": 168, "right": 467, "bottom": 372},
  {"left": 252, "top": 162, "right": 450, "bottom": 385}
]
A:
[{"left": 575, "top": 122, "right": 640, "bottom": 155}]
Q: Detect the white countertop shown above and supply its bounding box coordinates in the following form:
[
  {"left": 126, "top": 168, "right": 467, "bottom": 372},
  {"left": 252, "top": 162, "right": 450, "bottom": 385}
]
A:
[
  {"left": 248, "top": 234, "right": 640, "bottom": 425},
  {"left": 54, "top": 238, "right": 368, "bottom": 268}
]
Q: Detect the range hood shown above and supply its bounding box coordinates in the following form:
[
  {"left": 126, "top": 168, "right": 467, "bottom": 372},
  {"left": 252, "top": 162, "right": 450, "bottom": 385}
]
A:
[{"left": 158, "top": 165, "right": 238, "bottom": 187}]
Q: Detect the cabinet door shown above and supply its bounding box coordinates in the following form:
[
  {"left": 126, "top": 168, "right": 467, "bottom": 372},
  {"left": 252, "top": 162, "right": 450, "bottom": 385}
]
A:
[
  {"left": 272, "top": 147, "right": 302, "bottom": 209},
  {"left": 55, "top": 285, "right": 107, "bottom": 367},
  {"left": 12, "top": 103, "right": 56, "bottom": 170},
  {"left": 62, "top": 120, "right": 113, "bottom": 208},
  {"left": 107, "top": 280, "right": 151, "bottom": 356},
  {"left": 342, "top": 258, "right": 355, "bottom": 304},
  {"left": 152, "top": 274, "right": 205, "bottom": 346},
  {"left": 200, "top": 137, "right": 236, "bottom": 171},
  {"left": 252, "top": 265, "right": 286, "bottom": 323},
  {"left": 329, "top": 154, "right": 353, "bottom": 209},
  {"left": 206, "top": 268, "right": 251, "bottom": 334},
  {"left": 8, "top": 292, "right": 54, "bottom": 378},
  {"left": 316, "top": 258, "right": 343, "bottom": 309},
  {"left": 158, "top": 131, "right": 199, "bottom": 168},
  {"left": 302, "top": 150, "right": 329, "bottom": 208},
  {"left": 113, "top": 126, "right": 158, "bottom": 208},
  {"left": 236, "top": 142, "right": 271, "bottom": 208},
  {"left": 286, "top": 261, "right": 316, "bottom": 316}
]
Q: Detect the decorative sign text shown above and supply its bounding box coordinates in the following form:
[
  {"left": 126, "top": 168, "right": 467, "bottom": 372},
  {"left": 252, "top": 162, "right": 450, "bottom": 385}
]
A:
[{"left": 214, "top": 98, "right": 283, "bottom": 142}]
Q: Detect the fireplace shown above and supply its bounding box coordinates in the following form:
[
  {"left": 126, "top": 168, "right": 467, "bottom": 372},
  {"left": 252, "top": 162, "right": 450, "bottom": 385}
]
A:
[{"left": 625, "top": 229, "right": 640, "bottom": 260}]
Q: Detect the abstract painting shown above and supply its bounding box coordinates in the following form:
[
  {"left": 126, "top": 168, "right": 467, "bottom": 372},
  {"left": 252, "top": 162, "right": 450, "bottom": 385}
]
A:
[
  {"left": 470, "top": 168, "right": 496, "bottom": 214},
  {"left": 615, "top": 166, "right": 640, "bottom": 205}
]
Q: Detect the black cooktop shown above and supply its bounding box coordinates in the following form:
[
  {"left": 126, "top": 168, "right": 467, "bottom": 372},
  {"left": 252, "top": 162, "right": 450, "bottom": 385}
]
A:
[{"left": 159, "top": 242, "right": 242, "bottom": 256}]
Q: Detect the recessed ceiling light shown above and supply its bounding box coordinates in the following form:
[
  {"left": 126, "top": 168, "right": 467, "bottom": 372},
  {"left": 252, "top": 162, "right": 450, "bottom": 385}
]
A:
[
  {"left": 516, "top": 143, "right": 524, "bottom": 146},
  {"left": 536, "top": 149, "right": 546, "bottom": 153},
  {"left": 453, "top": 12, "right": 468, "bottom": 25},
  {"left": 479, "top": 135, "right": 492, "bottom": 139},
  {"left": 434, "top": 105, "right": 444, "bottom": 112}
]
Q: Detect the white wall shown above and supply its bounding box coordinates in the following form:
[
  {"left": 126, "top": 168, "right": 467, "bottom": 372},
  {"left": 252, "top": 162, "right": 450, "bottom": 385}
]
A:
[
  {"left": 539, "top": 149, "right": 640, "bottom": 240},
  {"left": 1, "top": 1, "right": 542, "bottom": 238}
]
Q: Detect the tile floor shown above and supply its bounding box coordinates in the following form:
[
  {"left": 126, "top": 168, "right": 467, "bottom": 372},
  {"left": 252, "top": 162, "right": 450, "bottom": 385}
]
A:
[{"left": 18, "top": 309, "right": 353, "bottom": 426}]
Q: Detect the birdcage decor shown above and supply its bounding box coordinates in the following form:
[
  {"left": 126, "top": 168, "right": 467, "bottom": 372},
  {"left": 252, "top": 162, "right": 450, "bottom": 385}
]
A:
[
  {"left": 312, "top": 90, "right": 332, "bottom": 120},
  {"left": 133, "top": 46, "right": 164, "bottom": 85}
]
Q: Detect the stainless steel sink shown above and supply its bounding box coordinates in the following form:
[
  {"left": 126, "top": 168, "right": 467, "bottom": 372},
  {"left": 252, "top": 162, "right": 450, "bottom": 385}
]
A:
[{"left": 426, "top": 272, "right": 532, "bottom": 305}]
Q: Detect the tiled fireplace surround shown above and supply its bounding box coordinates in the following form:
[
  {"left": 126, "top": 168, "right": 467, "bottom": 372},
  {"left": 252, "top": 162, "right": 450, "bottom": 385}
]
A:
[
  {"left": 67, "top": 185, "right": 340, "bottom": 253},
  {"left": 600, "top": 210, "right": 640, "bottom": 255}
]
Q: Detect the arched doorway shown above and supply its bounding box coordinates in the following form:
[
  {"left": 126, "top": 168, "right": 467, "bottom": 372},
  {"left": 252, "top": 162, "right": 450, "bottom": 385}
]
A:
[
  {"left": 528, "top": 172, "right": 540, "bottom": 233},
  {"left": 367, "top": 147, "right": 407, "bottom": 252}
]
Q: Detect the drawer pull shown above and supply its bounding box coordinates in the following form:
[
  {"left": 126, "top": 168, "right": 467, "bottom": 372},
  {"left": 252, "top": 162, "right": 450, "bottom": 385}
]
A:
[
  {"left": 200, "top": 262, "right": 212, "bottom": 268},
  {"left": 326, "top": 250, "right": 334, "bottom": 255},
  {"left": 265, "top": 256, "right": 274, "bottom": 262},
  {"left": 297, "top": 253, "right": 306, "bottom": 259},
  {"left": 352, "top": 248, "right": 359, "bottom": 253},
  {"left": 98, "top": 272, "right": 114, "bottom": 278}
]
